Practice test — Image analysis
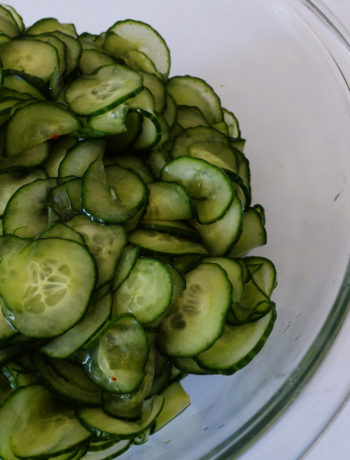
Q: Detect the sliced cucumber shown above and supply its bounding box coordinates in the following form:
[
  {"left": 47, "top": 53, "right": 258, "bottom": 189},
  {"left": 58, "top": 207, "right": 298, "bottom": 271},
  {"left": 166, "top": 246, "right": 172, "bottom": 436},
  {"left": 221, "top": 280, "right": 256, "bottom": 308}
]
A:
[
  {"left": 161, "top": 156, "right": 234, "bottom": 224},
  {"left": 59, "top": 139, "right": 106, "bottom": 177},
  {"left": 77, "top": 394, "right": 164, "bottom": 440},
  {"left": 9, "top": 384, "right": 90, "bottom": 459},
  {"left": 66, "top": 214, "right": 127, "bottom": 287},
  {"left": 106, "top": 20, "right": 170, "bottom": 79},
  {"left": 0, "top": 237, "right": 96, "bottom": 338},
  {"left": 3, "top": 178, "right": 56, "bottom": 238},
  {"left": 158, "top": 262, "right": 232, "bottom": 357},
  {"left": 129, "top": 228, "right": 208, "bottom": 256},
  {"left": 4, "top": 101, "right": 81, "bottom": 156},
  {"left": 112, "top": 245, "right": 140, "bottom": 291},
  {"left": 83, "top": 314, "right": 149, "bottom": 394},
  {"left": 153, "top": 381, "right": 190, "bottom": 431},
  {"left": 144, "top": 181, "right": 192, "bottom": 221},
  {"left": 65, "top": 64, "right": 143, "bottom": 117},
  {"left": 41, "top": 287, "right": 112, "bottom": 359},
  {"left": 113, "top": 257, "right": 172, "bottom": 324},
  {"left": 196, "top": 307, "right": 276, "bottom": 374},
  {"left": 82, "top": 160, "right": 148, "bottom": 224},
  {"left": 167, "top": 75, "right": 223, "bottom": 124}
]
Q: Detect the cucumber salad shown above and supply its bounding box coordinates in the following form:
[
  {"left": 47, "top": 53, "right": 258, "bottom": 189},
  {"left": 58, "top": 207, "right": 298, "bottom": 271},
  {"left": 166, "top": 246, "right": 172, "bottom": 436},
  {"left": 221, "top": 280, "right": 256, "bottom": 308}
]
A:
[{"left": 0, "top": 4, "right": 277, "bottom": 460}]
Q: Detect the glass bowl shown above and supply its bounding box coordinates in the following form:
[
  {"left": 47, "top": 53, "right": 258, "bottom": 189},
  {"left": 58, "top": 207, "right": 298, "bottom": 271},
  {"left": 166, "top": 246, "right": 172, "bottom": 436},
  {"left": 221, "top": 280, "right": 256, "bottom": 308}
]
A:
[{"left": 8, "top": 0, "right": 350, "bottom": 458}]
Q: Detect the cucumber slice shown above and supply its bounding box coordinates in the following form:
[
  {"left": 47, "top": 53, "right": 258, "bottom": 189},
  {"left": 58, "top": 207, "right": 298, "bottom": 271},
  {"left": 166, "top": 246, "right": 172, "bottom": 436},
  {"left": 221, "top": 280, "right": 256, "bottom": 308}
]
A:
[
  {"left": 203, "top": 257, "right": 244, "bottom": 303},
  {"left": 113, "top": 153, "right": 154, "bottom": 184},
  {"left": 3, "top": 178, "right": 56, "bottom": 238},
  {"left": 0, "top": 38, "right": 59, "bottom": 82},
  {"left": 106, "top": 20, "right": 170, "bottom": 79},
  {"left": 192, "top": 194, "right": 242, "bottom": 256},
  {"left": 66, "top": 214, "right": 127, "bottom": 287},
  {"left": 8, "top": 384, "right": 90, "bottom": 459},
  {"left": 83, "top": 314, "right": 149, "bottom": 394},
  {"left": 223, "top": 108, "right": 241, "bottom": 138},
  {"left": 144, "top": 181, "right": 192, "bottom": 221},
  {"left": 40, "top": 222, "right": 85, "bottom": 245},
  {"left": 77, "top": 394, "right": 164, "bottom": 440},
  {"left": 228, "top": 206, "right": 267, "bottom": 257},
  {"left": 82, "top": 160, "right": 148, "bottom": 224},
  {"left": 129, "top": 229, "right": 208, "bottom": 256},
  {"left": 167, "top": 75, "right": 223, "bottom": 124},
  {"left": 45, "top": 136, "right": 77, "bottom": 177},
  {"left": 158, "top": 262, "right": 232, "bottom": 357},
  {"left": 140, "top": 219, "right": 200, "bottom": 242},
  {"left": 196, "top": 307, "right": 277, "bottom": 374},
  {"left": 176, "top": 105, "right": 209, "bottom": 129},
  {"left": 4, "top": 101, "right": 81, "bottom": 156},
  {"left": 41, "top": 287, "right": 112, "bottom": 359},
  {"left": 112, "top": 245, "right": 140, "bottom": 291},
  {"left": 0, "top": 169, "right": 47, "bottom": 217},
  {"left": 59, "top": 139, "right": 106, "bottom": 177},
  {"left": 83, "top": 440, "right": 131, "bottom": 459},
  {"left": 0, "top": 141, "right": 50, "bottom": 170},
  {"left": 171, "top": 126, "right": 238, "bottom": 174},
  {"left": 65, "top": 64, "right": 143, "bottom": 117},
  {"left": 161, "top": 156, "right": 234, "bottom": 224},
  {"left": 154, "top": 381, "right": 190, "bottom": 431},
  {"left": 0, "top": 237, "right": 96, "bottom": 338},
  {"left": 26, "top": 17, "right": 77, "bottom": 37},
  {"left": 3, "top": 73, "right": 46, "bottom": 99},
  {"left": 32, "top": 352, "right": 101, "bottom": 406},
  {"left": 79, "top": 48, "right": 115, "bottom": 74},
  {"left": 113, "top": 257, "right": 173, "bottom": 324},
  {"left": 51, "top": 30, "right": 82, "bottom": 76}
]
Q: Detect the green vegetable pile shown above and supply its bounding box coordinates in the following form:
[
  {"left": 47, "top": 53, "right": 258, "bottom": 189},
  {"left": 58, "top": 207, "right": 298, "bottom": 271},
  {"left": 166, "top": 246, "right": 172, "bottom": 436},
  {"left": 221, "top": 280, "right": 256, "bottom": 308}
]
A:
[{"left": 0, "top": 4, "right": 277, "bottom": 459}]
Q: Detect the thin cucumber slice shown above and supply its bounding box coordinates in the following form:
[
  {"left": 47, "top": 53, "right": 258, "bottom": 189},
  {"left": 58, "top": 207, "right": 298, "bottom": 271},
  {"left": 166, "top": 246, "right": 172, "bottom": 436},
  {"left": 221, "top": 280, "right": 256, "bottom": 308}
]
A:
[
  {"left": 113, "top": 153, "right": 154, "bottom": 184},
  {"left": 161, "top": 156, "right": 234, "bottom": 224},
  {"left": 66, "top": 214, "right": 127, "bottom": 287},
  {"left": 140, "top": 71, "right": 166, "bottom": 113},
  {"left": 3, "top": 73, "right": 45, "bottom": 99},
  {"left": 139, "top": 219, "right": 200, "bottom": 242},
  {"left": 82, "top": 160, "right": 148, "bottom": 224},
  {"left": 0, "top": 237, "right": 96, "bottom": 338},
  {"left": 85, "top": 103, "right": 128, "bottom": 135},
  {"left": 45, "top": 136, "right": 77, "bottom": 177},
  {"left": 59, "top": 139, "right": 106, "bottom": 177},
  {"left": 196, "top": 307, "right": 276, "bottom": 374},
  {"left": 83, "top": 314, "right": 149, "bottom": 394},
  {"left": 144, "top": 181, "right": 192, "bottom": 221},
  {"left": 3, "top": 177, "right": 56, "bottom": 238},
  {"left": 171, "top": 126, "right": 238, "bottom": 174},
  {"left": 176, "top": 105, "right": 209, "bottom": 129},
  {"left": 0, "top": 169, "right": 47, "bottom": 217},
  {"left": 79, "top": 48, "right": 115, "bottom": 74},
  {"left": 0, "top": 141, "right": 50, "bottom": 170},
  {"left": 146, "top": 148, "right": 171, "bottom": 179},
  {"left": 0, "top": 4, "right": 24, "bottom": 33},
  {"left": 244, "top": 256, "right": 277, "bottom": 298},
  {"left": 112, "top": 245, "right": 140, "bottom": 291},
  {"left": 41, "top": 287, "right": 112, "bottom": 359},
  {"left": 163, "top": 92, "right": 177, "bottom": 128},
  {"left": 40, "top": 222, "right": 85, "bottom": 245},
  {"left": 167, "top": 75, "right": 223, "bottom": 124},
  {"left": 203, "top": 257, "right": 244, "bottom": 303},
  {"left": 83, "top": 440, "right": 131, "bottom": 459},
  {"left": 173, "top": 357, "right": 206, "bottom": 375},
  {"left": 112, "top": 257, "right": 173, "bottom": 324},
  {"left": 158, "top": 262, "right": 232, "bottom": 357},
  {"left": 228, "top": 206, "right": 267, "bottom": 257},
  {"left": 65, "top": 64, "right": 143, "bottom": 117},
  {"left": 9, "top": 384, "right": 90, "bottom": 459},
  {"left": 106, "top": 111, "right": 142, "bottom": 154},
  {"left": 4, "top": 101, "right": 81, "bottom": 156},
  {"left": 77, "top": 394, "right": 164, "bottom": 440},
  {"left": 32, "top": 32, "right": 68, "bottom": 75},
  {"left": 26, "top": 17, "right": 77, "bottom": 37},
  {"left": 154, "top": 381, "right": 190, "bottom": 431},
  {"left": 192, "top": 194, "right": 242, "bottom": 256},
  {"left": 32, "top": 352, "right": 101, "bottom": 406},
  {"left": 129, "top": 229, "right": 208, "bottom": 256},
  {"left": 102, "top": 344, "right": 155, "bottom": 419},
  {"left": 223, "top": 108, "right": 241, "bottom": 138},
  {"left": 106, "top": 20, "right": 170, "bottom": 79},
  {"left": 0, "top": 38, "right": 59, "bottom": 82},
  {"left": 48, "top": 178, "right": 81, "bottom": 221},
  {"left": 51, "top": 30, "right": 82, "bottom": 76}
]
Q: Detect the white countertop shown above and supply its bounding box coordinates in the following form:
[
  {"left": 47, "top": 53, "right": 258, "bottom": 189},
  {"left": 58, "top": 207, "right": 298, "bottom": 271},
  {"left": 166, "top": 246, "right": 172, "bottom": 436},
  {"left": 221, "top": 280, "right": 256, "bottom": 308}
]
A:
[{"left": 239, "top": 1, "right": 350, "bottom": 459}]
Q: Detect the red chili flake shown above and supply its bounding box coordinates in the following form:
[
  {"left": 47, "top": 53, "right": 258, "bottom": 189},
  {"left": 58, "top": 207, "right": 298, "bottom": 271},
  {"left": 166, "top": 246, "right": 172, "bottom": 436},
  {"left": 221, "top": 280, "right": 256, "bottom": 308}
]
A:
[
  {"left": 51, "top": 134, "right": 59, "bottom": 140},
  {"left": 111, "top": 377, "right": 117, "bottom": 381}
]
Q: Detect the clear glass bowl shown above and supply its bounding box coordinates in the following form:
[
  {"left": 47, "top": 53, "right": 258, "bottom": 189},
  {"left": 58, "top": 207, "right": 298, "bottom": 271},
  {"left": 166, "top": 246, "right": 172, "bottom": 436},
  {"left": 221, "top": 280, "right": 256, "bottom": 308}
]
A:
[{"left": 9, "top": 0, "right": 350, "bottom": 458}]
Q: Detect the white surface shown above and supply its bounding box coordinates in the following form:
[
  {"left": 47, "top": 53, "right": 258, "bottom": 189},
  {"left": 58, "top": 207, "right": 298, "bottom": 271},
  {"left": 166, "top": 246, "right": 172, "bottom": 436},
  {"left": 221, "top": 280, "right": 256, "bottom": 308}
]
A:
[{"left": 240, "top": 3, "right": 350, "bottom": 458}]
